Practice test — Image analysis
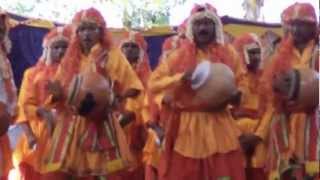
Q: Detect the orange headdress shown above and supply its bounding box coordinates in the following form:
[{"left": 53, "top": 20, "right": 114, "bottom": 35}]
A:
[
  {"left": 58, "top": 8, "right": 113, "bottom": 87},
  {"left": 40, "top": 25, "right": 72, "bottom": 65},
  {"left": 120, "top": 30, "right": 151, "bottom": 86},
  {"left": 281, "top": 3, "right": 317, "bottom": 26},
  {"left": 233, "top": 33, "right": 262, "bottom": 66},
  {"left": 186, "top": 3, "right": 224, "bottom": 44},
  {"left": 121, "top": 31, "right": 147, "bottom": 51}
]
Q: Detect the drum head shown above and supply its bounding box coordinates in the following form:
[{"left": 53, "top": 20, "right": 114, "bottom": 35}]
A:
[{"left": 191, "top": 60, "right": 211, "bottom": 90}]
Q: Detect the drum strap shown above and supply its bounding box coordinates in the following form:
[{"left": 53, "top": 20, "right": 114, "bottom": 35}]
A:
[
  {"left": 268, "top": 114, "right": 290, "bottom": 173},
  {"left": 94, "top": 50, "right": 108, "bottom": 78},
  {"left": 66, "top": 74, "right": 83, "bottom": 108},
  {"left": 309, "top": 44, "right": 319, "bottom": 71}
]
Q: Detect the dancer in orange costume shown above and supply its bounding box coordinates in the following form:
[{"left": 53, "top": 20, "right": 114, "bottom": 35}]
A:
[
  {"left": 259, "top": 3, "right": 319, "bottom": 179},
  {"left": 148, "top": 3, "right": 246, "bottom": 180},
  {"left": 119, "top": 30, "right": 152, "bottom": 180},
  {"left": 232, "top": 33, "right": 267, "bottom": 180},
  {"left": 14, "top": 26, "right": 72, "bottom": 180},
  {"left": 43, "top": 8, "right": 143, "bottom": 179}
]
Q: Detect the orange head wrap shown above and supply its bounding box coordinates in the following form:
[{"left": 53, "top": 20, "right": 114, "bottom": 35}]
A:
[
  {"left": 120, "top": 31, "right": 147, "bottom": 51},
  {"left": 281, "top": 3, "right": 317, "bottom": 25},
  {"left": 40, "top": 25, "right": 72, "bottom": 64},
  {"left": 233, "top": 33, "right": 262, "bottom": 66},
  {"left": 72, "top": 7, "right": 106, "bottom": 28},
  {"left": 120, "top": 30, "right": 151, "bottom": 87},
  {"left": 58, "top": 8, "right": 113, "bottom": 88},
  {"left": 186, "top": 3, "right": 224, "bottom": 44}
]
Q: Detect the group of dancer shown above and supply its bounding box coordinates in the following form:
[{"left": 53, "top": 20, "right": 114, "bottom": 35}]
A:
[{"left": 0, "top": 2, "right": 319, "bottom": 180}]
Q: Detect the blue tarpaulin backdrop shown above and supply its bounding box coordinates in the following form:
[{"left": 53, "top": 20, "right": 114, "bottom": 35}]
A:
[{"left": 8, "top": 24, "right": 171, "bottom": 89}]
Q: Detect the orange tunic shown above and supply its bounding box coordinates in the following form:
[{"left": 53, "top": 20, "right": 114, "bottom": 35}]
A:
[
  {"left": 123, "top": 54, "right": 151, "bottom": 170},
  {"left": 235, "top": 71, "right": 268, "bottom": 168}
]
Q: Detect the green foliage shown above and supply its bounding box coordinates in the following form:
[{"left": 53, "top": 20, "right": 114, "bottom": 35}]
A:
[
  {"left": 7, "top": 2, "right": 35, "bottom": 14},
  {"left": 111, "top": 0, "right": 187, "bottom": 28}
]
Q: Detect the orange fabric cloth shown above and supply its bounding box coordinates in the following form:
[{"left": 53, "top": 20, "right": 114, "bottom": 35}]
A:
[
  {"left": 160, "top": 35, "right": 186, "bottom": 62},
  {"left": 120, "top": 31, "right": 156, "bottom": 173},
  {"left": 15, "top": 62, "right": 45, "bottom": 124},
  {"left": 14, "top": 26, "right": 71, "bottom": 178},
  {"left": 235, "top": 73, "right": 267, "bottom": 168},
  {"left": 235, "top": 72, "right": 268, "bottom": 169},
  {"left": 237, "top": 72, "right": 263, "bottom": 115},
  {"left": 0, "top": 135, "right": 12, "bottom": 178},
  {"left": 14, "top": 64, "right": 59, "bottom": 173},
  {"left": 143, "top": 129, "right": 161, "bottom": 167},
  {"left": 281, "top": 2, "right": 317, "bottom": 25},
  {"left": 158, "top": 150, "right": 245, "bottom": 180},
  {"left": 232, "top": 33, "right": 268, "bottom": 168},
  {"left": 291, "top": 109, "right": 320, "bottom": 177}
]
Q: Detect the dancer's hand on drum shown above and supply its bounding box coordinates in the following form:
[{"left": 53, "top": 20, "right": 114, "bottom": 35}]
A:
[
  {"left": 229, "top": 90, "right": 242, "bottom": 106},
  {"left": 239, "top": 133, "right": 262, "bottom": 157},
  {"left": 37, "top": 107, "right": 55, "bottom": 135},
  {"left": 78, "top": 93, "right": 96, "bottom": 116},
  {"left": 207, "top": 90, "right": 242, "bottom": 112},
  {"left": 162, "top": 92, "right": 175, "bottom": 108},
  {"left": 47, "top": 80, "right": 63, "bottom": 102},
  {"left": 119, "top": 111, "right": 135, "bottom": 128},
  {"left": 21, "top": 122, "right": 37, "bottom": 150},
  {"left": 181, "top": 68, "right": 194, "bottom": 82},
  {"left": 147, "top": 123, "right": 165, "bottom": 146},
  {"left": 27, "top": 133, "right": 37, "bottom": 150}
]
